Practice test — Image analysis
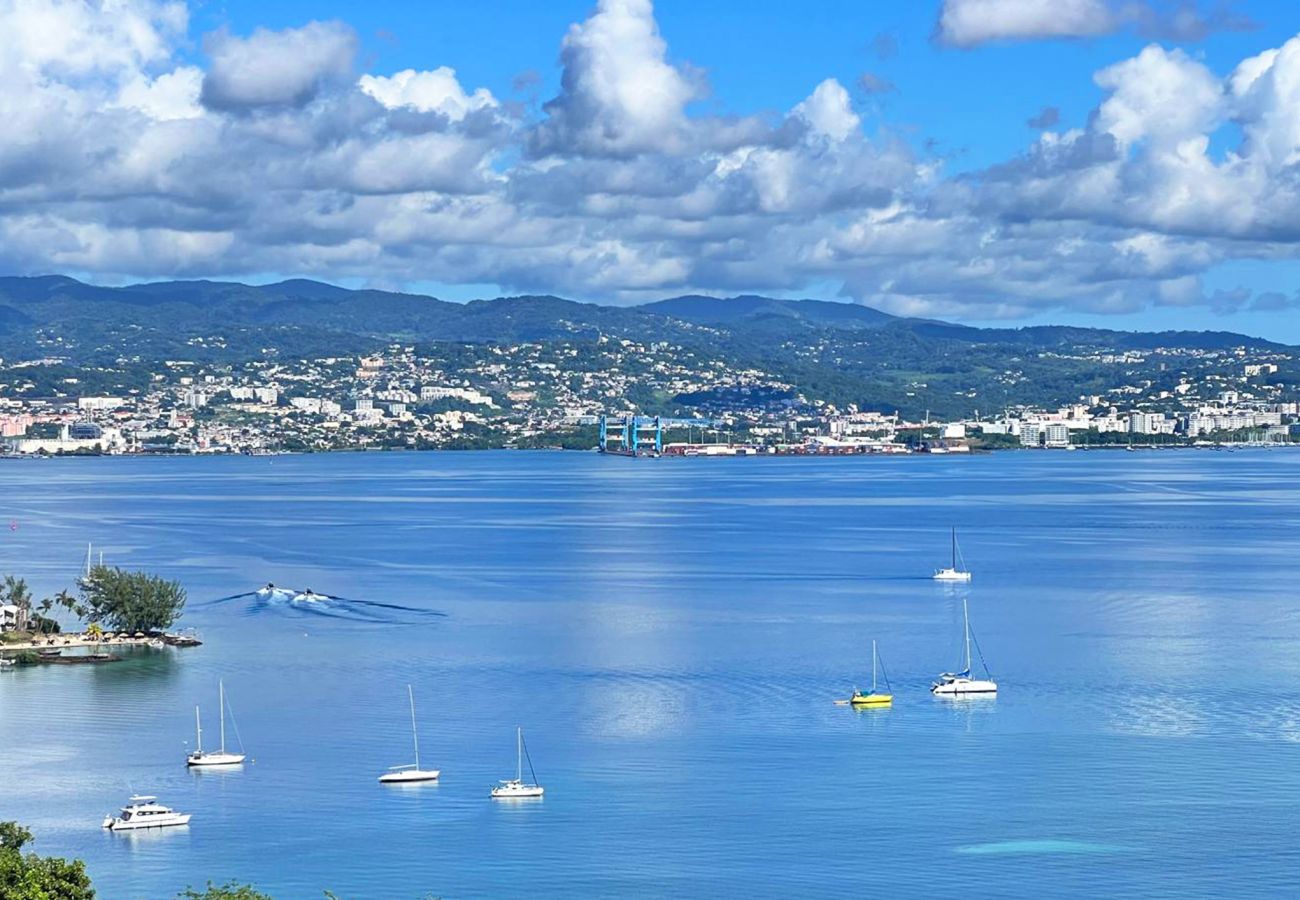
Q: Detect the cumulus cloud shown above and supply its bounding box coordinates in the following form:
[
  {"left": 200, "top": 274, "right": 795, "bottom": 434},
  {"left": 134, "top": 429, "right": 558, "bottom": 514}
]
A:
[
  {"left": 936, "top": 0, "right": 1253, "bottom": 47},
  {"left": 0, "top": 0, "right": 1298, "bottom": 323},
  {"left": 358, "top": 68, "right": 498, "bottom": 120},
  {"left": 529, "top": 0, "right": 699, "bottom": 157},
  {"left": 201, "top": 20, "right": 357, "bottom": 110}
]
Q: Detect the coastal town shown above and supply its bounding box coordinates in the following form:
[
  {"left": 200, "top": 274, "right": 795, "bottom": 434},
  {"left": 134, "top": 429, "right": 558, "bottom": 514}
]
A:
[{"left": 0, "top": 337, "right": 1296, "bottom": 456}]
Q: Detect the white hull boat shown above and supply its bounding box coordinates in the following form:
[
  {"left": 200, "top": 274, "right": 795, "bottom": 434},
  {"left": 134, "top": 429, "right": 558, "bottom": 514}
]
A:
[
  {"left": 932, "top": 597, "right": 997, "bottom": 698},
  {"left": 933, "top": 528, "right": 972, "bottom": 581},
  {"left": 491, "top": 726, "right": 544, "bottom": 799},
  {"left": 103, "top": 796, "right": 191, "bottom": 830},
  {"left": 188, "top": 680, "right": 246, "bottom": 767},
  {"left": 379, "top": 685, "right": 440, "bottom": 784}
]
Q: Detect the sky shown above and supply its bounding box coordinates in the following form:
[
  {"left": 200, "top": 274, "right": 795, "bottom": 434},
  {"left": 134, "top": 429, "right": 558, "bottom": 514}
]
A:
[{"left": 5, "top": 0, "right": 1300, "bottom": 339}]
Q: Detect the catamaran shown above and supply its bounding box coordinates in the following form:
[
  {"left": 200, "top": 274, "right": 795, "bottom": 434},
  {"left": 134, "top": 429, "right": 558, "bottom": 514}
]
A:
[
  {"left": 491, "top": 726, "right": 544, "bottom": 798},
  {"left": 933, "top": 528, "right": 973, "bottom": 581},
  {"left": 379, "top": 685, "right": 440, "bottom": 783},
  {"left": 850, "top": 640, "right": 893, "bottom": 707},
  {"left": 188, "top": 680, "right": 246, "bottom": 766},
  {"left": 932, "top": 597, "right": 997, "bottom": 697},
  {"left": 102, "top": 795, "right": 191, "bottom": 830}
]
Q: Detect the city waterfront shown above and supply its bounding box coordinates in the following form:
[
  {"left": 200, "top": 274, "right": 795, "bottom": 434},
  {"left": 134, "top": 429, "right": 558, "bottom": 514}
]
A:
[{"left": 3, "top": 450, "right": 1300, "bottom": 897}]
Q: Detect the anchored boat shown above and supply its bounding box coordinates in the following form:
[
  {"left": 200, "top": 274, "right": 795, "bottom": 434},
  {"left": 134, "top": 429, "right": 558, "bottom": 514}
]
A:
[
  {"left": 188, "top": 680, "right": 246, "bottom": 766},
  {"left": 850, "top": 640, "right": 893, "bottom": 707},
  {"left": 379, "top": 684, "right": 440, "bottom": 784},
  {"left": 933, "top": 528, "right": 973, "bottom": 582},
  {"left": 932, "top": 597, "right": 997, "bottom": 697},
  {"left": 102, "top": 796, "right": 191, "bottom": 831},
  {"left": 491, "top": 727, "right": 544, "bottom": 799}
]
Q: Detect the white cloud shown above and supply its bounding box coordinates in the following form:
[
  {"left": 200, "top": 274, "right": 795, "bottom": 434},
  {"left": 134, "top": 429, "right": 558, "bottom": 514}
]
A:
[
  {"left": 0, "top": 0, "right": 1298, "bottom": 324},
  {"left": 358, "top": 68, "right": 498, "bottom": 120},
  {"left": 530, "top": 0, "right": 699, "bottom": 157},
  {"left": 935, "top": 0, "right": 1253, "bottom": 48},
  {"left": 201, "top": 20, "right": 357, "bottom": 110},
  {"left": 793, "top": 79, "right": 861, "bottom": 142},
  {"left": 937, "top": 0, "right": 1113, "bottom": 47}
]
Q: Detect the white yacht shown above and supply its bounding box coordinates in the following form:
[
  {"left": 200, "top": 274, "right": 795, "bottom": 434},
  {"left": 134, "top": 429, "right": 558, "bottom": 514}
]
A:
[
  {"left": 379, "top": 685, "right": 440, "bottom": 784},
  {"left": 933, "top": 528, "right": 973, "bottom": 581},
  {"left": 932, "top": 597, "right": 998, "bottom": 697},
  {"left": 102, "top": 796, "right": 191, "bottom": 831},
  {"left": 188, "top": 680, "right": 246, "bottom": 767},
  {"left": 491, "top": 727, "right": 544, "bottom": 799}
]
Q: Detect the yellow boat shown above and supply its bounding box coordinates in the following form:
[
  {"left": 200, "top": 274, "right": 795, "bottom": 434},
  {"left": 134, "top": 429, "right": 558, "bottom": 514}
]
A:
[
  {"left": 848, "top": 640, "right": 893, "bottom": 707},
  {"left": 850, "top": 690, "right": 893, "bottom": 707}
]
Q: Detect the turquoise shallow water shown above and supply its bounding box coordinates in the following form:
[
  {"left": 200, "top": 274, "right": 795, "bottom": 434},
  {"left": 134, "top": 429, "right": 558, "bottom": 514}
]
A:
[{"left": 3, "top": 449, "right": 1300, "bottom": 898}]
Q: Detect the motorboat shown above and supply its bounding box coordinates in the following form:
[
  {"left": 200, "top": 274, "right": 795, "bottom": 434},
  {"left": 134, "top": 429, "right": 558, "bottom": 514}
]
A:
[
  {"left": 379, "top": 685, "right": 440, "bottom": 783},
  {"left": 933, "top": 527, "right": 973, "bottom": 581},
  {"left": 850, "top": 640, "right": 893, "bottom": 707},
  {"left": 102, "top": 796, "right": 191, "bottom": 830},
  {"left": 932, "top": 597, "right": 998, "bottom": 697},
  {"left": 491, "top": 727, "right": 544, "bottom": 798},
  {"left": 187, "top": 680, "right": 246, "bottom": 766}
]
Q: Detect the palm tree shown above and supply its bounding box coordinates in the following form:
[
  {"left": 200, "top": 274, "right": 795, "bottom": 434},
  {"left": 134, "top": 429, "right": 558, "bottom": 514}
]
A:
[
  {"left": 37, "top": 598, "right": 53, "bottom": 634},
  {"left": 86, "top": 622, "right": 103, "bottom": 643}
]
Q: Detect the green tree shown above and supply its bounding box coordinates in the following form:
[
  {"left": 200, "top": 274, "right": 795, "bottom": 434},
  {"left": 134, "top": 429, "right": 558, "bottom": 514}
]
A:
[
  {"left": 0, "top": 820, "right": 93, "bottom": 900},
  {"left": 0, "top": 576, "right": 32, "bottom": 612},
  {"left": 78, "top": 567, "right": 186, "bottom": 633},
  {"left": 177, "top": 882, "right": 273, "bottom": 900}
]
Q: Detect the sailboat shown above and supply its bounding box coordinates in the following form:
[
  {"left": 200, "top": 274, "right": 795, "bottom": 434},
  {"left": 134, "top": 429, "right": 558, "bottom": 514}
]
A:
[
  {"left": 850, "top": 640, "right": 893, "bottom": 707},
  {"left": 931, "top": 597, "right": 997, "bottom": 697},
  {"left": 379, "top": 685, "right": 440, "bottom": 783},
  {"left": 932, "top": 528, "right": 973, "bottom": 581},
  {"left": 490, "top": 726, "right": 544, "bottom": 799},
  {"left": 188, "top": 680, "right": 246, "bottom": 766}
]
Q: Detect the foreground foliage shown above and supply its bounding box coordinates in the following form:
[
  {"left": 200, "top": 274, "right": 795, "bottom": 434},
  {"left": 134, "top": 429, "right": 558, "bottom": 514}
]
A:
[{"left": 0, "top": 821, "right": 94, "bottom": 900}]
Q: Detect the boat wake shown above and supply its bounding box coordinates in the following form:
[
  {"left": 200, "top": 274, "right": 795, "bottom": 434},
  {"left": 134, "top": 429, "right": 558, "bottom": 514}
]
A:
[{"left": 202, "top": 586, "right": 446, "bottom": 624}]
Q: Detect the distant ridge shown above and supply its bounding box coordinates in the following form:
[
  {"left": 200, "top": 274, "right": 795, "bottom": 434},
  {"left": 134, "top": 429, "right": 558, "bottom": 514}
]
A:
[{"left": 0, "top": 275, "right": 1286, "bottom": 355}]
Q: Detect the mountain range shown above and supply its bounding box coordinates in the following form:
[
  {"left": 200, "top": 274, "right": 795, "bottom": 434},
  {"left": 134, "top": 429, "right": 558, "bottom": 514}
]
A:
[
  {"left": 0, "top": 275, "right": 1285, "bottom": 357},
  {"left": 0, "top": 275, "right": 1291, "bottom": 419}
]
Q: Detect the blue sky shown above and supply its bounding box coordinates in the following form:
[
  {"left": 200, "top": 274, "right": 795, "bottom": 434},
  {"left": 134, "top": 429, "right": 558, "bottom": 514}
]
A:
[{"left": 5, "top": 0, "right": 1300, "bottom": 338}]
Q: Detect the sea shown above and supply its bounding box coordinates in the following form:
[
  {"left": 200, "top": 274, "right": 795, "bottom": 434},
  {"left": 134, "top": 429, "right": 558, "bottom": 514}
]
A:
[{"left": 2, "top": 449, "right": 1300, "bottom": 899}]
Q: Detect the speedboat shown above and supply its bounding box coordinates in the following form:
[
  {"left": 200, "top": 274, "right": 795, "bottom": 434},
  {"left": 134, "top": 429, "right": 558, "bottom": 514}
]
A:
[
  {"left": 102, "top": 796, "right": 191, "bottom": 830},
  {"left": 932, "top": 597, "right": 998, "bottom": 698},
  {"left": 491, "top": 727, "right": 544, "bottom": 799}
]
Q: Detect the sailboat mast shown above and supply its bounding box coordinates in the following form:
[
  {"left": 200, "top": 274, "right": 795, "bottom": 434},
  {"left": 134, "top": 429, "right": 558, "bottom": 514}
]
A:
[
  {"left": 408, "top": 685, "right": 420, "bottom": 770},
  {"left": 195, "top": 705, "right": 202, "bottom": 753},
  {"left": 872, "top": 640, "right": 878, "bottom": 693},
  {"left": 219, "top": 681, "right": 226, "bottom": 753},
  {"left": 516, "top": 727, "right": 523, "bottom": 782},
  {"left": 951, "top": 528, "right": 957, "bottom": 569},
  {"left": 963, "top": 597, "right": 972, "bottom": 673}
]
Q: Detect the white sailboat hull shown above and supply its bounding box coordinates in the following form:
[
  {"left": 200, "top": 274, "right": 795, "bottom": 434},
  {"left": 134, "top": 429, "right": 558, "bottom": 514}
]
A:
[
  {"left": 491, "top": 780, "right": 544, "bottom": 798},
  {"left": 933, "top": 568, "right": 972, "bottom": 582},
  {"left": 931, "top": 678, "right": 998, "bottom": 696},
  {"left": 379, "top": 768, "right": 440, "bottom": 783},
  {"left": 188, "top": 751, "right": 245, "bottom": 767}
]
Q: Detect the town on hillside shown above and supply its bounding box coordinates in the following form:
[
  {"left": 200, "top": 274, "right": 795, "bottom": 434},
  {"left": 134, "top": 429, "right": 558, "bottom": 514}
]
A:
[{"left": 0, "top": 341, "right": 1295, "bottom": 456}]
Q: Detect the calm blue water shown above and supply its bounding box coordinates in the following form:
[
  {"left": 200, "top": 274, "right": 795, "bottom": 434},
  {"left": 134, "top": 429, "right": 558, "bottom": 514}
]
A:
[{"left": 3, "top": 450, "right": 1300, "bottom": 898}]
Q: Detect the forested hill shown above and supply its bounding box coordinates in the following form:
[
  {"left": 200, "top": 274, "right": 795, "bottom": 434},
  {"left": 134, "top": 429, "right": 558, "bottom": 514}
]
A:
[
  {"left": 0, "top": 275, "right": 1284, "bottom": 357},
  {"left": 0, "top": 275, "right": 1291, "bottom": 419}
]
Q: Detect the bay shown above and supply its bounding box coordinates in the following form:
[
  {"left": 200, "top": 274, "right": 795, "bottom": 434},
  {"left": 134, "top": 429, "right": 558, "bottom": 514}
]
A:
[{"left": 2, "top": 449, "right": 1300, "bottom": 898}]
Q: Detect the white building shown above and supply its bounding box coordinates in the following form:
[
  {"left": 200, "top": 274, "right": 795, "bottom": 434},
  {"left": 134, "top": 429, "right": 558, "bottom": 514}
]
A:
[{"left": 78, "top": 396, "right": 125, "bottom": 411}]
